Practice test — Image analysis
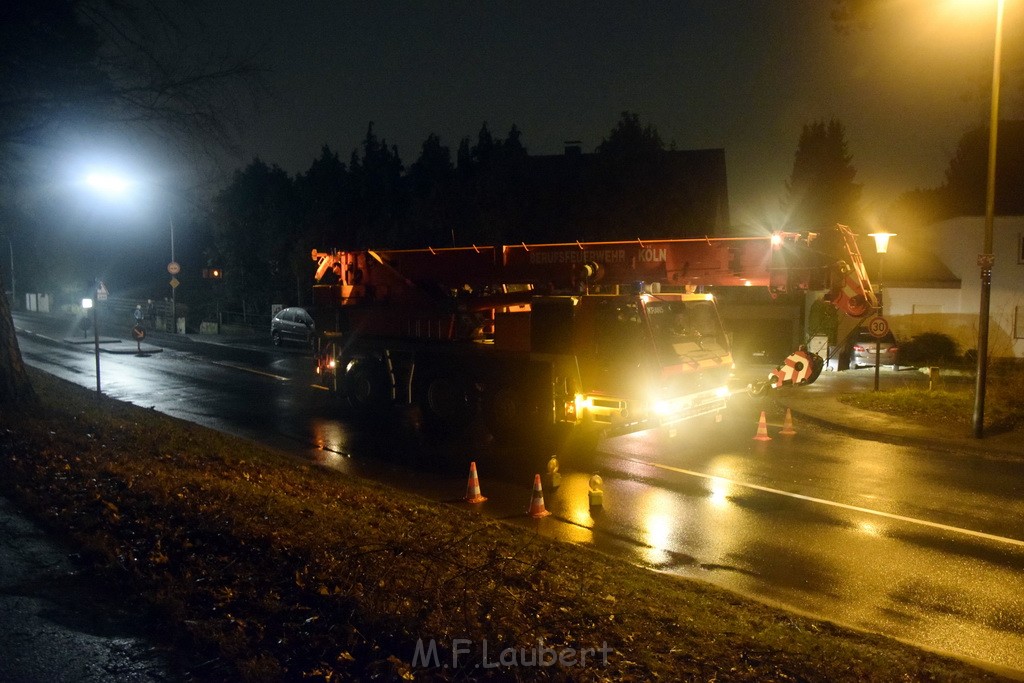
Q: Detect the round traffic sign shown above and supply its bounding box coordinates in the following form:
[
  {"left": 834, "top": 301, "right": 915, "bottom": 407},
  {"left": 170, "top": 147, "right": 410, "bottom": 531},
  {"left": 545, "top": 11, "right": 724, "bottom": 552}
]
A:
[
  {"left": 167, "top": 261, "right": 181, "bottom": 275},
  {"left": 867, "top": 316, "right": 890, "bottom": 338}
]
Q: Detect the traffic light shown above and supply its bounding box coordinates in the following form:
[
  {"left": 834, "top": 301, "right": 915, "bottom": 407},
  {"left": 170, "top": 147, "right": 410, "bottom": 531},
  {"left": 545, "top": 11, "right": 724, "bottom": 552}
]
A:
[{"left": 202, "top": 268, "right": 223, "bottom": 279}]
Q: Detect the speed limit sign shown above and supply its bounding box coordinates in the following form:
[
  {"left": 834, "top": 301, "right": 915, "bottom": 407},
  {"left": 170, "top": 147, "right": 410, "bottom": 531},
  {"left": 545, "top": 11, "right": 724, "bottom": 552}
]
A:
[{"left": 867, "top": 316, "right": 890, "bottom": 338}]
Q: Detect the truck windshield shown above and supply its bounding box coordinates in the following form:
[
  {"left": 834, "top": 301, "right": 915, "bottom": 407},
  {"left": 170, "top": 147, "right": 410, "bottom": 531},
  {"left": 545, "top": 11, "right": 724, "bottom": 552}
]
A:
[{"left": 645, "top": 299, "right": 728, "bottom": 364}]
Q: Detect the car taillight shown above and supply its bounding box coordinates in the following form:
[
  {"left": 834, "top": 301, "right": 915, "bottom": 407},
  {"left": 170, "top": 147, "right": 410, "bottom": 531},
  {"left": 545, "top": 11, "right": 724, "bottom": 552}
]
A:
[
  {"left": 852, "top": 344, "right": 865, "bottom": 351},
  {"left": 889, "top": 346, "right": 899, "bottom": 352}
]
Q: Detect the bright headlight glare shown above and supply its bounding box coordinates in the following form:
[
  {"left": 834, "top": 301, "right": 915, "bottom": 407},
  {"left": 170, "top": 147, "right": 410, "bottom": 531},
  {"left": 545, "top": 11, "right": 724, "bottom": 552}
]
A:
[
  {"left": 716, "top": 386, "right": 731, "bottom": 399},
  {"left": 653, "top": 399, "right": 673, "bottom": 416}
]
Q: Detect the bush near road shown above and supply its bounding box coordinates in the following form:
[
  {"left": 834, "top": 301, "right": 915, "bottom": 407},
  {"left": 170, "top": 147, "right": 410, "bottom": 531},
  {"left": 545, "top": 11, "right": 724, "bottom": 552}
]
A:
[{"left": 0, "top": 369, "right": 1010, "bottom": 681}]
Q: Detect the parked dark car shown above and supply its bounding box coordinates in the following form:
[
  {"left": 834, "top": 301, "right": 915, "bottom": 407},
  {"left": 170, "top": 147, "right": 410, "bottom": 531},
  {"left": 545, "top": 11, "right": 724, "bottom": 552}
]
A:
[
  {"left": 271, "top": 307, "right": 315, "bottom": 347},
  {"left": 850, "top": 329, "right": 899, "bottom": 369}
]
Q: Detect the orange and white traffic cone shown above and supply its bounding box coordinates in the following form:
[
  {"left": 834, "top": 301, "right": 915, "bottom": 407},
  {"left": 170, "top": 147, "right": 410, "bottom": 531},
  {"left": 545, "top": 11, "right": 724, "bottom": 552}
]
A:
[
  {"left": 779, "top": 408, "right": 797, "bottom": 436},
  {"left": 528, "top": 473, "right": 551, "bottom": 518},
  {"left": 753, "top": 410, "right": 772, "bottom": 441},
  {"left": 464, "top": 461, "right": 487, "bottom": 503}
]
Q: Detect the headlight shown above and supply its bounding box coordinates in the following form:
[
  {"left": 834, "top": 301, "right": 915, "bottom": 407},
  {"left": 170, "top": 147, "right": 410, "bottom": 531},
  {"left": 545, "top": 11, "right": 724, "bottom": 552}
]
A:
[{"left": 653, "top": 399, "right": 673, "bottom": 416}]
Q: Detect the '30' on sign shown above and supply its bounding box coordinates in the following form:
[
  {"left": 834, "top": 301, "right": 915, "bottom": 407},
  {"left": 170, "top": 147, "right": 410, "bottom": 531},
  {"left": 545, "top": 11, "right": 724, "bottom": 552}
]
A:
[{"left": 867, "top": 316, "right": 890, "bottom": 338}]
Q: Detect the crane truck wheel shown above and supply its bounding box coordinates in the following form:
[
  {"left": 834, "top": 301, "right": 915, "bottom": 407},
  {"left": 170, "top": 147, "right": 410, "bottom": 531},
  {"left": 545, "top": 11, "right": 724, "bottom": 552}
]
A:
[
  {"left": 485, "top": 386, "right": 526, "bottom": 441},
  {"left": 343, "top": 359, "right": 391, "bottom": 413},
  {"left": 416, "top": 373, "right": 479, "bottom": 435}
]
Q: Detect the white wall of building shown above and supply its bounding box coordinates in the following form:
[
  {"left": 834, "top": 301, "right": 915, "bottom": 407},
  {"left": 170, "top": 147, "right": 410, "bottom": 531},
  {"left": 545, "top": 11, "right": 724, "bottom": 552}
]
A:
[{"left": 889, "top": 217, "right": 1024, "bottom": 359}]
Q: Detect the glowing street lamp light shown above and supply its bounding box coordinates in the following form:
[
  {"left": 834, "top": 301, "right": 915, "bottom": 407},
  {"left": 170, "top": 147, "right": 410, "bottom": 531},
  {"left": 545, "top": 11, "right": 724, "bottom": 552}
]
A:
[
  {"left": 81, "top": 168, "right": 179, "bottom": 333},
  {"left": 974, "top": 0, "right": 1005, "bottom": 439},
  {"left": 868, "top": 231, "right": 895, "bottom": 256},
  {"left": 84, "top": 171, "right": 132, "bottom": 195}
]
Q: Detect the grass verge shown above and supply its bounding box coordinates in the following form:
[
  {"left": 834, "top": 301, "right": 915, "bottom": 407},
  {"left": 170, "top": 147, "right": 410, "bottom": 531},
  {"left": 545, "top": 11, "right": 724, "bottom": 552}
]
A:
[
  {"left": 0, "top": 369, "right": 1011, "bottom": 681},
  {"left": 837, "top": 366, "right": 1024, "bottom": 432}
]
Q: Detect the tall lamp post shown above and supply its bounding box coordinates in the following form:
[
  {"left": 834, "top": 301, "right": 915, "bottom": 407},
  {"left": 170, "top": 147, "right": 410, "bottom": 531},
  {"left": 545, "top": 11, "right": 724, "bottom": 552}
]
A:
[
  {"left": 869, "top": 231, "right": 895, "bottom": 392},
  {"left": 974, "top": 0, "right": 1005, "bottom": 439}
]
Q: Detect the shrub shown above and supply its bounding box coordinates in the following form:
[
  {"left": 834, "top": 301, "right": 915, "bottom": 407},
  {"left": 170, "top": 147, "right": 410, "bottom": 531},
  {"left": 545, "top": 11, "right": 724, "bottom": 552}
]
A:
[{"left": 899, "top": 332, "right": 959, "bottom": 366}]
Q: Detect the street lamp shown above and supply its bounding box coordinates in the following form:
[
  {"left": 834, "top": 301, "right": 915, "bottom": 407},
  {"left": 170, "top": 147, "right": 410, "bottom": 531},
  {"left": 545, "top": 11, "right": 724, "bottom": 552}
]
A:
[
  {"left": 868, "top": 231, "right": 895, "bottom": 392},
  {"left": 83, "top": 169, "right": 180, "bottom": 333},
  {"left": 974, "top": 0, "right": 1005, "bottom": 439}
]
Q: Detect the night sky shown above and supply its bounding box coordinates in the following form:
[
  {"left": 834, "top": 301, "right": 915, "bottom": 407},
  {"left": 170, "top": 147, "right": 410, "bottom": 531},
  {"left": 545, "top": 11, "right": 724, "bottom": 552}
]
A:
[
  {"left": 201, "top": 0, "right": 1022, "bottom": 227},
  {"left": 32, "top": 1, "right": 1024, "bottom": 300}
]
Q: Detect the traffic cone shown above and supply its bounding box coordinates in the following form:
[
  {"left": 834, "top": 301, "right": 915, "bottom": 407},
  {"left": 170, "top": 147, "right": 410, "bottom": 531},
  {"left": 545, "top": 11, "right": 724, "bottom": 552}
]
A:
[
  {"left": 753, "top": 410, "right": 772, "bottom": 441},
  {"left": 464, "top": 461, "right": 487, "bottom": 503},
  {"left": 779, "top": 408, "right": 797, "bottom": 436},
  {"left": 528, "top": 474, "right": 551, "bottom": 518}
]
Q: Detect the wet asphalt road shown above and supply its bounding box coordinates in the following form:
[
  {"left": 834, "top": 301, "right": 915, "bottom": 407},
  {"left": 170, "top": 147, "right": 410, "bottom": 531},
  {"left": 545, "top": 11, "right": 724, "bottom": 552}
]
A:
[{"left": 10, "top": 312, "right": 1024, "bottom": 678}]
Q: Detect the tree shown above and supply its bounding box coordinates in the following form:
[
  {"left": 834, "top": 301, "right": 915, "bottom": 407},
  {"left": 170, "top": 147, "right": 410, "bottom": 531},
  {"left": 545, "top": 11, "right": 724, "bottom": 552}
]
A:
[
  {"left": 941, "top": 121, "right": 1024, "bottom": 216},
  {"left": 297, "top": 145, "right": 349, "bottom": 246},
  {"left": 887, "top": 120, "right": 1024, "bottom": 228},
  {"left": 0, "top": 0, "right": 261, "bottom": 406},
  {"left": 348, "top": 123, "right": 405, "bottom": 247},
  {"left": 783, "top": 119, "right": 862, "bottom": 229},
  {"left": 211, "top": 159, "right": 298, "bottom": 317},
  {"left": 592, "top": 111, "right": 671, "bottom": 239},
  {"left": 829, "top": 0, "right": 884, "bottom": 32},
  {"left": 406, "top": 133, "right": 456, "bottom": 247}
]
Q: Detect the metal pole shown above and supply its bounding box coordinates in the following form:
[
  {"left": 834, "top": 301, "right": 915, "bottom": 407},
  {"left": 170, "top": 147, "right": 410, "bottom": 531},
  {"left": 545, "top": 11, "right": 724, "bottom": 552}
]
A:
[
  {"left": 170, "top": 215, "right": 176, "bottom": 333},
  {"left": 3, "top": 235, "right": 13, "bottom": 309},
  {"left": 874, "top": 273, "right": 881, "bottom": 392},
  {"left": 973, "top": 0, "right": 1004, "bottom": 439},
  {"left": 92, "top": 297, "right": 101, "bottom": 395}
]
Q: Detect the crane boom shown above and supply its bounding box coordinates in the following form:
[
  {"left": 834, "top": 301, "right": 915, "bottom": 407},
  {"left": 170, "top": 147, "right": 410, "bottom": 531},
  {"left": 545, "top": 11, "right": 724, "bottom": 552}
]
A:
[{"left": 312, "top": 224, "right": 876, "bottom": 317}]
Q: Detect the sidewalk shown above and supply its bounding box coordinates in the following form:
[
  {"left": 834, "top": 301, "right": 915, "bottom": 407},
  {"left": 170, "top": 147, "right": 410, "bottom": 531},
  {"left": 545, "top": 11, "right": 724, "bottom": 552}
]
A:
[{"left": 771, "top": 366, "right": 1022, "bottom": 460}]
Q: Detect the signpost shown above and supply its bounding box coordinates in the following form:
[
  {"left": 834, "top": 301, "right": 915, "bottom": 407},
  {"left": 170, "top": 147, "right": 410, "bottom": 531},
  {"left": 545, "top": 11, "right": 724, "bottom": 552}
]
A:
[
  {"left": 131, "top": 324, "right": 146, "bottom": 353},
  {"left": 867, "top": 316, "right": 889, "bottom": 392},
  {"left": 168, "top": 261, "right": 179, "bottom": 332}
]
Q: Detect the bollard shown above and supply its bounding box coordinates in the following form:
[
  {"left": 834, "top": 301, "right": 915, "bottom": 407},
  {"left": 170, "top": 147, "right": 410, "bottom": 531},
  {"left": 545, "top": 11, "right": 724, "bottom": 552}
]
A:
[
  {"left": 546, "top": 456, "right": 561, "bottom": 489},
  {"left": 588, "top": 474, "right": 604, "bottom": 509}
]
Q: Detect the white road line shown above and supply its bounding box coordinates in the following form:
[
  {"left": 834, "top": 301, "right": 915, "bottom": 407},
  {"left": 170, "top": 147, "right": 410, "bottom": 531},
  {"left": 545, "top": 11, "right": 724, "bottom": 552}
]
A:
[
  {"left": 211, "top": 361, "right": 290, "bottom": 382},
  {"left": 633, "top": 458, "right": 1024, "bottom": 549}
]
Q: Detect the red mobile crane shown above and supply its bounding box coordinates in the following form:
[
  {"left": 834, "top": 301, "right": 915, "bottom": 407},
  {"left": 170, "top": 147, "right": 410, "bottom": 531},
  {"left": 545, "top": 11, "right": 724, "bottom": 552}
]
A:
[{"left": 309, "top": 224, "right": 875, "bottom": 445}]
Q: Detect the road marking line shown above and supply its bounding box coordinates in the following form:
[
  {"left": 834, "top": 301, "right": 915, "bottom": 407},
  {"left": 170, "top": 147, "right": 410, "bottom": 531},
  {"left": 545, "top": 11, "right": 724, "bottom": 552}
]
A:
[
  {"left": 211, "top": 361, "right": 290, "bottom": 381},
  {"left": 633, "top": 458, "right": 1024, "bottom": 549}
]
